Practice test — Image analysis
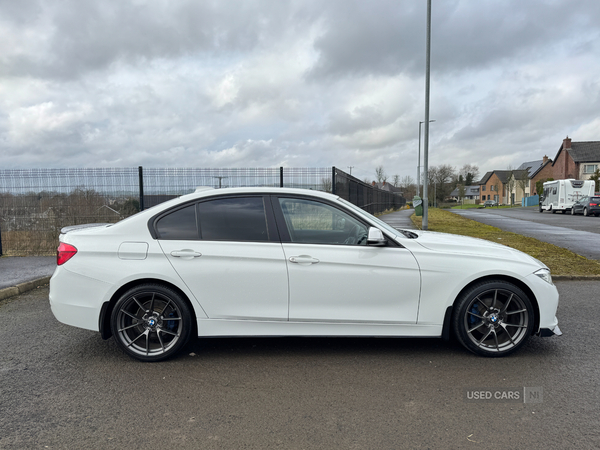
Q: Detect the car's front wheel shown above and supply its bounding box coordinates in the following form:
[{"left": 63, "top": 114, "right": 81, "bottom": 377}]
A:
[
  {"left": 111, "top": 284, "right": 193, "bottom": 362},
  {"left": 453, "top": 281, "right": 534, "bottom": 357}
]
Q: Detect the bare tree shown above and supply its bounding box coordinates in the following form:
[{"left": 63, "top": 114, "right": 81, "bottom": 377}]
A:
[
  {"left": 459, "top": 164, "right": 480, "bottom": 186},
  {"left": 505, "top": 166, "right": 516, "bottom": 205},
  {"left": 428, "top": 164, "right": 455, "bottom": 205},
  {"left": 400, "top": 175, "right": 416, "bottom": 198},
  {"left": 375, "top": 166, "right": 387, "bottom": 183},
  {"left": 493, "top": 178, "right": 502, "bottom": 204},
  {"left": 516, "top": 170, "right": 529, "bottom": 201},
  {"left": 589, "top": 168, "right": 600, "bottom": 193},
  {"left": 392, "top": 174, "right": 400, "bottom": 187},
  {"left": 457, "top": 184, "right": 466, "bottom": 205}
]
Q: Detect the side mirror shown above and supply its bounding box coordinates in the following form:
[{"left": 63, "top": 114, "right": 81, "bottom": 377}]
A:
[{"left": 367, "top": 227, "right": 387, "bottom": 246}]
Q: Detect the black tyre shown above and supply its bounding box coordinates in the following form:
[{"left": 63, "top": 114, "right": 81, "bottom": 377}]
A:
[
  {"left": 111, "top": 284, "right": 193, "bottom": 362},
  {"left": 571, "top": 207, "right": 575, "bottom": 215},
  {"left": 584, "top": 207, "right": 588, "bottom": 217},
  {"left": 453, "top": 280, "right": 534, "bottom": 357}
]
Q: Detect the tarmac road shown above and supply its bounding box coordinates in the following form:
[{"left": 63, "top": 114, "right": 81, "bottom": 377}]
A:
[
  {"left": 451, "top": 207, "right": 600, "bottom": 260},
  {"left": 1, "top": 282, "right": 598, "bottom": 449}
]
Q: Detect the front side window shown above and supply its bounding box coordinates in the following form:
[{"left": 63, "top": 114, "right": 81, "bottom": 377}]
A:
[
  {"left": 198, "top": 197, "right": 268, "bottom": 241},
  {"left": 279, "top": 198, "right": 368, "bottom": 245}
]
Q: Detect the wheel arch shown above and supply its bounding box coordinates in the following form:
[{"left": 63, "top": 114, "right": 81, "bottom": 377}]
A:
[
  {"left": 442, "top": 274, "right": 540, "bottom": 340},
  {"left": 99, "top": 278, "right": 199, "bottom": 340}
]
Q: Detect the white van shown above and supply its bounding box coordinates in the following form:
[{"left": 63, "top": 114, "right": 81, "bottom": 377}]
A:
[{"left": 540, "top": 179, "right": 595, "bottom": 213}]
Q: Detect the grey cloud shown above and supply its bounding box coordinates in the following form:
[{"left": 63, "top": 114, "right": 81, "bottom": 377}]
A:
[
  {"left": 307, "top": 0, "right": 600, "bottom": 80},
  {"left": 1, "top": 0, "right": 313, "bottom": 80}
]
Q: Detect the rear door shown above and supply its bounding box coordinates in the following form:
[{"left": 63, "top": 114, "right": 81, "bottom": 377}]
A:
[{"left": 154, "top": 196, "right": 289, "bottom": 321}]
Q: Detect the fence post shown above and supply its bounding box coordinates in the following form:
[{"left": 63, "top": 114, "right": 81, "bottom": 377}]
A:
[
  {"left": 138, "top": 166, "right": 145, "bottom": 211},
  {"left": 280, "top": 167, "right": 284, "bottom": 188},
  {"left": 0, "top": 225, "right": 3, "bottom": 256},
  {"left": 332, "top": 167, "right": 336, "bottom": 195}
]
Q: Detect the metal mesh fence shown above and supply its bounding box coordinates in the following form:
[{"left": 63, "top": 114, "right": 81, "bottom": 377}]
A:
[
  {"left": 0, "top": 167, "right": 403, "bottom": 256},
  {"left": 0, "top": 168, "right": 141, "bottom": 256},
  {"left": 334, "top": 168, "right": 406, "bottom": 214}
]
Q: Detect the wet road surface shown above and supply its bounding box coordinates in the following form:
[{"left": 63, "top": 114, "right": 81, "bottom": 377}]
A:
[
  {"left": 452, "top": 207, "right": 600, "bottom": 260},
  {"left": 0, "top": 282, "right": 597, "bottom": 449}
]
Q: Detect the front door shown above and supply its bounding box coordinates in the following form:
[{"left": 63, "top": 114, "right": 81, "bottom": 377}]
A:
[{"left": 276, "top": 197, "right": 421, "bottom": 323}]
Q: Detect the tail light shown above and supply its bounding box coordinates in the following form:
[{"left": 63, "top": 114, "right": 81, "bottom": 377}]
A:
[
  {"left": 590, "top": 203, "right": 598, "bottom": 206},
  {"left": 57, "top": 243, "right": 78, "bottom": 265}
]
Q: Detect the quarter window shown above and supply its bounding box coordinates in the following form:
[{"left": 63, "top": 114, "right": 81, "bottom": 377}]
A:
[{"left": 156, "top": 204, "right": 198, "bottom": 240}]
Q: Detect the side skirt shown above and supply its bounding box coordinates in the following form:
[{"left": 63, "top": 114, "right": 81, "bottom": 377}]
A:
[{"left": 195, "top": 318, "right": 443, "bottom": 338}]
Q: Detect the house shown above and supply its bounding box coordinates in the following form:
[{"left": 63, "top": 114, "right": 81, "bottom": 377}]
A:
[
  {"left": 371, "top": 181, "right": 403, "bottom": 195},
  {"left": 479, "top": 171, "right": 513, "bottom": 205},
  {"left": 552, "top": 137, "right": 600, "bottom": 180},
  {"left": 527, "top": 155, "right": 554, "bottom": 196},
  {"left": 506, "top": 158, "right": 553, "bottom": 203},
  {"left": 449, "top": 185, "right": 480, "bottom": 202}
]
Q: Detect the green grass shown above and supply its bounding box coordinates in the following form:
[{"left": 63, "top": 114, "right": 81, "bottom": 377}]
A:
[
  {"left": 410, "top": 208, "right": 600, "bottom": 277},
  {"left": 450, "top": 203, "right": 482, "bottom": 209}
]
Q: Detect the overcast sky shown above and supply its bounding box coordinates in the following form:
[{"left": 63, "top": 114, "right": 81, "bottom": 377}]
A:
[{"left": 2, "top": 0, "right": 599, "bottom": 182}]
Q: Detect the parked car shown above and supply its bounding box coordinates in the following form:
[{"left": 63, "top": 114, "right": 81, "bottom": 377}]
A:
[
  {"left": 483, "top": 200, "right": 498, "bottom": 207},
  {"left": 49, "top": 187, "right": 561, "bottom": 362},
  {"left": 571, "top": 196, "right": 600, "bottom": 217}
]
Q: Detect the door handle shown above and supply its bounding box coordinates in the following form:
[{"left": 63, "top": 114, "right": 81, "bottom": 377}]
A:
[
  {"left": 289, "top": 255, "right": 320, "bottom": 265},
  {"left": 170, "top": 250, "right": 202, "bottom": 259}
]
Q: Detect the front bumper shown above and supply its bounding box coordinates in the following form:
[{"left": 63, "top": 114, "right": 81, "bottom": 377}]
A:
[{"left": 538, "top": 324, "right": 563, "bottom": 337}]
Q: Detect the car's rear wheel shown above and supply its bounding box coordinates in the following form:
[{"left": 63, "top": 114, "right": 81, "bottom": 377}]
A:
[
  {"left": 453, "top": 281, "right": 534, "bottom": 357},
  {"left": 584, "top": 207, "right": 588, "bottom": 217},
  {"left": 111, "top": 284, "right": 192, "bottom": 362}
]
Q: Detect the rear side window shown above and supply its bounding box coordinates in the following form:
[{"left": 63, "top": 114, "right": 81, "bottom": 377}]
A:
[
  {"left": 198, "top": 197, "right": 268, "bottom": 241},
  {"left": 156, "top": 204, "right": 198, "bottom": 240}
]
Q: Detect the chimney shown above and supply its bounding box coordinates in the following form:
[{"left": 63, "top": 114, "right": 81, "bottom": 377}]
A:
[
  {"left": 542, "top": 155, "right": 548, "bottom": 164},
  {"left": 563, "top": 136, "right": 572, "bottom": 149}
]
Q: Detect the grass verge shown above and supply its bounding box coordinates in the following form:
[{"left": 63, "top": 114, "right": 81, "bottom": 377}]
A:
[{"left": 410, "top": 208, "right": 600, "bottom": 277}]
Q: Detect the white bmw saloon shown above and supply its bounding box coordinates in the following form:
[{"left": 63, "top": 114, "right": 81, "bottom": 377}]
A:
[{"left": 50, "top": 187, "right": 561, "bottom": 361}]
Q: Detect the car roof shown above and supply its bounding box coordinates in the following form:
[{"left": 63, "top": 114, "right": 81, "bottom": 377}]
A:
[{"left": 179, "top": 186, "right": 339, "bottom": 202}]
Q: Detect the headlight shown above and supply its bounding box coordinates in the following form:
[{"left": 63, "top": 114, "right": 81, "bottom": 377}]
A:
[{"left": 534, "top": 268, "right": 553, "bottom": 285}]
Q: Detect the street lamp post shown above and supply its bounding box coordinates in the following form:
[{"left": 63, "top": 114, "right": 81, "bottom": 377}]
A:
[
  {"left": 417, "top": 120, "right": 435, "bottom": 197},
  {"left": 423, "top": 0, "right": 432, "bottom": 230}
]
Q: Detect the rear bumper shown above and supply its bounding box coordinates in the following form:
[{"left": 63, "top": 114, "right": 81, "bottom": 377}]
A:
[{"left": 49, "top": 266, "right": 113, "bottom": 332}]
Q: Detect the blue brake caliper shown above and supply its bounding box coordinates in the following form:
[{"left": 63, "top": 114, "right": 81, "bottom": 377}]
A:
[
  {"left": 165, "top": 311, "right": 178, "bottom": 332},
  {"left": 469, "top": 304, "right": 480, "bottom": 325}
]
